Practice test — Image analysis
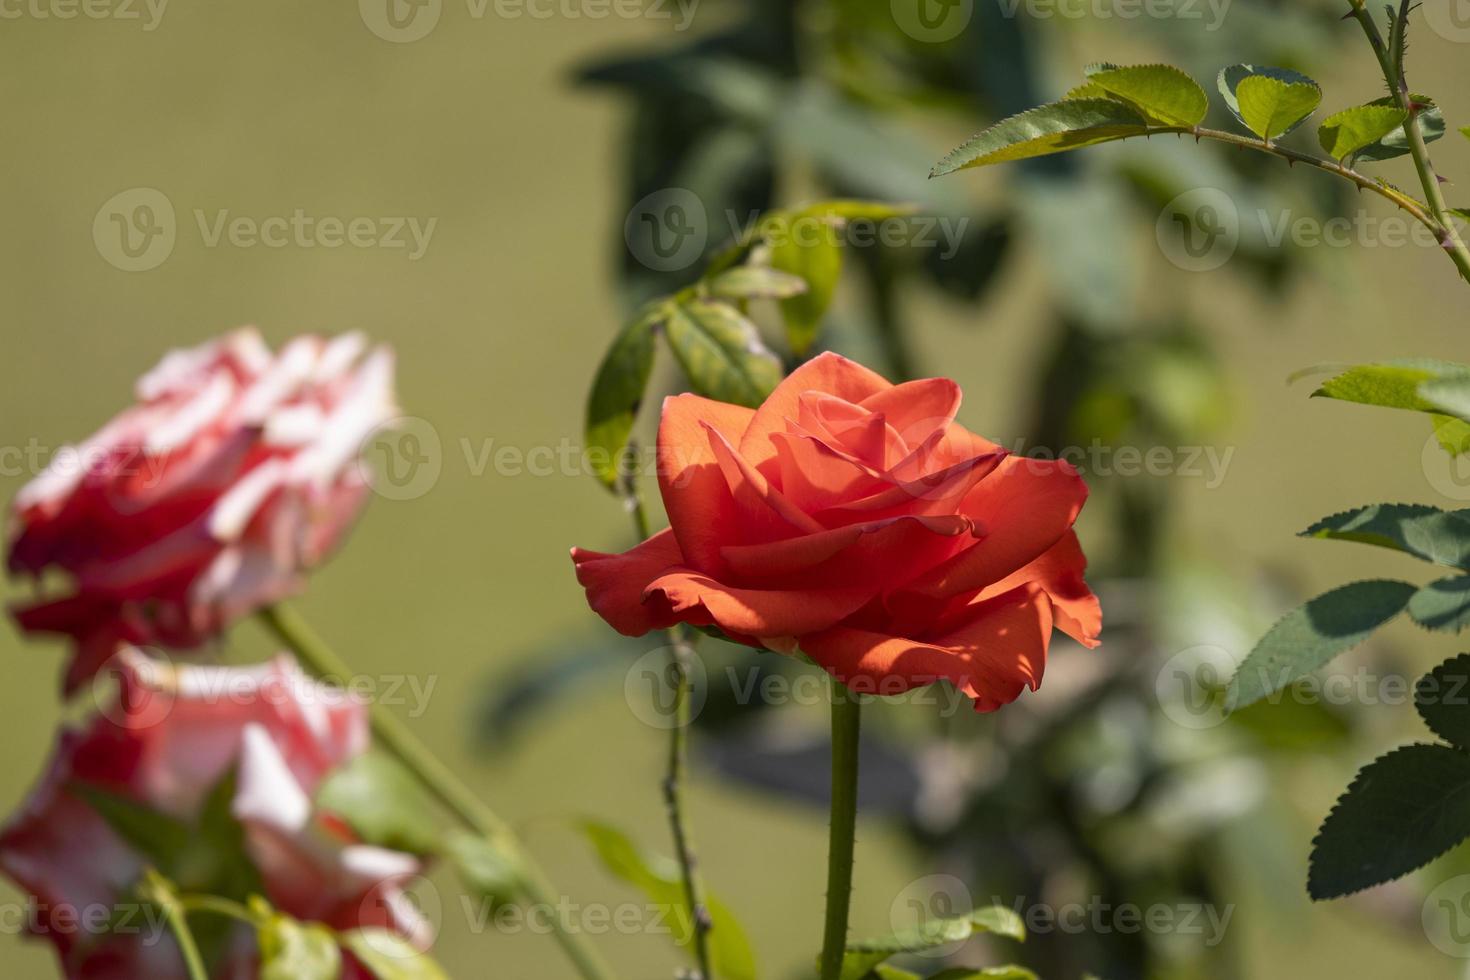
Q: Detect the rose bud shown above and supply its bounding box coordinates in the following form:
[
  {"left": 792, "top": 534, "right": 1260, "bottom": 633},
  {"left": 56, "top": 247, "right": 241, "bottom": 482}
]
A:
[
  {"left": 0, "top": 650, "right": 429, "bottom": 978},
  {"left": 7, "top": 328, "right": 398, "bottom": 695},
  {"left": 572, "top": 353, "right": 1100, "bottom": 711}
]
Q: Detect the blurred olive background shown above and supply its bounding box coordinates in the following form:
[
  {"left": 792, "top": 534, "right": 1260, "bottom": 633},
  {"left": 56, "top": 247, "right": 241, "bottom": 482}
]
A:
[{"left": 3, "top": 0, "right": 1470, "bottom": 977}]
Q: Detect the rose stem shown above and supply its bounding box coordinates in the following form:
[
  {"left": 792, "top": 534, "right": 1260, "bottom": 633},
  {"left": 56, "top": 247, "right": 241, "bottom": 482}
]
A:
[
  {"left": 621, "top": 460, "right": 715, "bottom": 979},
  {"left": 818, "top": 678, "right": 862, "bottom": 980},
  {"left": 142, "top": 869, "right": 208, "bottom": 980},
  {"left": 258, "top": 603, "right": 615, "bottom": 980}
]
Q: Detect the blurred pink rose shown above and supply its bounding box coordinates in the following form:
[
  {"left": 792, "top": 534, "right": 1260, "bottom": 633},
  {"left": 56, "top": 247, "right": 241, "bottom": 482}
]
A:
[
  {"left": 7, "top": 328, "right": 398, "bottom": 694},
  {"left": 0, "top": 650, "right": 428, "bottom": 979}
]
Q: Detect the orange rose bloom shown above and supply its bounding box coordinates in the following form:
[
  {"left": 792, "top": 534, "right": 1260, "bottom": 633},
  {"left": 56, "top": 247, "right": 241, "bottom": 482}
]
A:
[{"left": 572, "top": 353, "right": 1100, "bottom": 711}]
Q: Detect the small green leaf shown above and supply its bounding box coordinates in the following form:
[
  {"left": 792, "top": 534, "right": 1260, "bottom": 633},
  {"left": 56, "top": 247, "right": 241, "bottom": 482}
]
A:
[
  {"left": 70, "top": 784, "right": 191, "bottom": 870},
  {"left": 931, "top": 100, "right": 1152, "bottom": 176},
  {"left": 1354, "top": 95, "right": 1446, "bottom": 162},
  {"left": 259, "top": 913, "right": 341, "bottom": 980},
  {"left": 315, "top": 751, "right": 441, "bottom": 856},
  {"left": 445, "top": 831, "right": 522, "bottom": 908},
  {"left": 838, "top": 906, "right": 1025, "bottom": 980},
  {"left": 1217, "top": 65, "right": 1320, "bottom": 139},
  {"left": 1318, "top": 104, "right": 1408, "bottom": 159},
  {"left": 707, "top": 266, "right": 809, "bottom": 301},
  {"left": 584, "top": 302, "right": 665, "bottom": 489},
  {"left": 1225, "top": 579, "right": 1416, "bottom": 711},
  {"left": 768, "top": 213, "right": 842, "bottom": 356},
  {"left": 1416, "top": 653, "right": 1470, "bottom": 747},
  {"left": 1309, "top": 744, "right": 1470, "bottom": 899},
  {"left": 340, "top": 930, "right": 448, "bottom": 980},
  {"left": 580, "top": 822, "right": 757, "bottom": 980},
  {"left": 1085, "top": 63, "right": 1208, "bottom": 127},
  {"left": 1462, "top": 125, "right": 1470, "bottom": 142},
  {"left": 1312, "top": 360, "right": 1470, "bottom": 455},
  {"left": 1300, "top": 503, "right": 1470, "bottom": 570},
  {"left": 664, "top": 300, "right": 782, "bottom": 408}
]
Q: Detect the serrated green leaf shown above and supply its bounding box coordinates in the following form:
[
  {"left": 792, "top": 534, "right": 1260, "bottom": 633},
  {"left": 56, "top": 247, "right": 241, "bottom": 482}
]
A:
[
  {"left": 931, "top": 100, "right": 1152, "bottom": 177},
  {"left": 1086, "top": 63, "right": 1208, "bottom": 127},
  {"left": 259, "top": 914, "right": 341, "bottom": 980},
  {"left": 664, "top": 300, "right": 782, "bottom": 408},
  {"left": 1226, "top": 579, "right": 1416, "bottom": 711},
  {"left": 445, "top": 831, "right": 522, "bottom": 908},
  {"left": 707, "top": 266, "right": 809, "bottom": 301},
  {"left": 1217, "top": 65, "right": 1320, "bottom": 139},
  {"left": 315, "top": 751, "right": 440, "bottom": 856},
  {"left": 1312, "top": 361, "right": 1470, "bottom": 455},
  {"left": 1409, "top": 578, "right": 1470, "bottom": 633},
  {"left": 1301, "top": 503, "right": 1470, "bottom": 570},
  {"left": 1309, "top": 744, "right": 1470, "bottom": 899},
  {"left": 1318, "top": 104, "right": 1408, "bottom": 159},
  {"left": 1354, "top": 95, "right": 1446, "bottom": 162},
  {"left": 579, "top": 822, "right": 756, "bottom": 980},
  {"left": 340, "top": 929, "right": 448, "bottom": 980},
  {"left": 1417, "top": 653, "right": 1470, "bottom": 747},
  {"left": 584, "top": 302, "right": 664, "bottom": 489}
]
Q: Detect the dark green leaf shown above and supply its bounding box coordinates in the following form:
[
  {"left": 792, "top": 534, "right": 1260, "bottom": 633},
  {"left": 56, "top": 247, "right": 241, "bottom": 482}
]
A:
[
  {"left": 1225, "top": 580, "right": 1416, "bottom": 711},
  {"left": 259, "top": 913, "right": 341, "bottom": 980},
  {"left": 1301, "top": 503, "right": 1470, "bottom": 570},
  {"left": 664, "top": 300, "right": 782, "bottom": 408},
  {"left": 1318, "top": 104, "right": 1408, "bottom": 159},
  {"left": 1309, "top": 744, "right": 1470, "bottom": 899},
  {"left": 1084, "top": 63, "right": 1209, "bottom": 127},
  {"left": 930, "top": 100, "right": 1152, "bottom": 176},
  {"left": 315, "top": 751, "right": 441, "bottom": 856},
  {"left": 1416, "top": 653, "right": 1470, "bottom": 747},
  {"left": 1409, "top": 577, "right": 1470, "bottom": 633},
  {"left": 707, "top": 266, "right": 809, "bottom": 301},
  {"left": 585, "top": 303, "right": 665, "bottom": 489},
  {"left": 1217, "top": 65, "right": 1320, "bottom": 139},
  {"left": 1354, "top": 95, "right": 1446, "bottom": 162},
  {"left": 445, "top": 831, "right": 522, "bottom": 907},
  {"left": 340, "top": 930, "right": 448, "bottom": 980}
]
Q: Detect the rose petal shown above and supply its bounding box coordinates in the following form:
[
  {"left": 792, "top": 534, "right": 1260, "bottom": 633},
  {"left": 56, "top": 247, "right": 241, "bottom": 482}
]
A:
[
  {"left": 643, "top": 570, "right": 872, "bottom": 640},
  {"left": 739, "top": 352, "right": 890, "bottom": 470},
  {"left": 719, "top": 514, "right": 973, "bottom": 590},
  {"left": 656, "top": 394, "right": 756, "bottom": 575},
  {"left": 571, "top": 528, "right": 687, "bottom": 637},
  {"left": 802, "top": 586, "right": 1054, "bottom": 711}
]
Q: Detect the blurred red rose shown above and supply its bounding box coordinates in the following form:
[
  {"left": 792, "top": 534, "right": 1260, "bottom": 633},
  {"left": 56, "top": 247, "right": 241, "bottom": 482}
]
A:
[
  {"left": 7, "top": 328, "right": 397, "bottom": 694},
  {"left": 0, "top": 650, "right": 428, "bottom": 979},
  {"left": 572, "top": 353, "right": 1100, "bottom": 711}
]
